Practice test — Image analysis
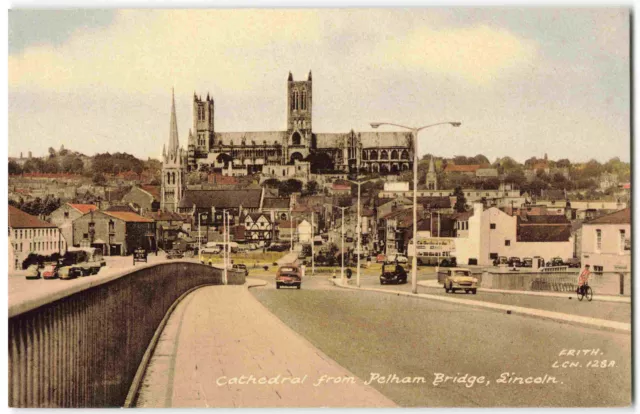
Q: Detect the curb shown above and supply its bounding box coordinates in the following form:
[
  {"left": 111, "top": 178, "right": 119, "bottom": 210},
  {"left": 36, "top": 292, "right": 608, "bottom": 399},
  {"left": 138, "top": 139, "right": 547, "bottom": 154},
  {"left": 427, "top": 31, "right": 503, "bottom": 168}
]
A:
[
  {"left": 332, "top": 280, "right": 631, "bottom": 335},
  {"left": 417, "top": 281, "right": 631, "bottom": 303}
]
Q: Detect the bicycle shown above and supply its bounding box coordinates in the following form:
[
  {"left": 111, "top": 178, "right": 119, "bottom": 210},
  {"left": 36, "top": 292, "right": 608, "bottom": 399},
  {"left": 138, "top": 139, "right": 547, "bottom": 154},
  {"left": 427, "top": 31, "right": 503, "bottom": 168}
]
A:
[{"left": 577, "top": 283, "right": 593, "bottom": 302}]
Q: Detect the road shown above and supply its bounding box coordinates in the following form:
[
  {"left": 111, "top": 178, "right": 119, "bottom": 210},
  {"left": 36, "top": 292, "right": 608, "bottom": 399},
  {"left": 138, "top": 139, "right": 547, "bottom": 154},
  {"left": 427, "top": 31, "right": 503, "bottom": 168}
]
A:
[
  {"left": 250, "top": 274, "right": 631, "bottom": 407},
  {"left": 356, "top": 275, "right": 631, "bottom": 324}
]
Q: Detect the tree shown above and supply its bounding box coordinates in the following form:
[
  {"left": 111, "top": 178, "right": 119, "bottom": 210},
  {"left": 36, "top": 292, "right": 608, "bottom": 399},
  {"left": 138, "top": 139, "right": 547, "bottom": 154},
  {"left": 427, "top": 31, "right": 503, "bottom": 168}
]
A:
[
  {"left": 305, "top": 152, "right": 335, "bottom": 173},
  {"left": 505, "top": 169, "right": 526, "bottom": 188},
  {"left": 303, "top": 180, "right": 320, "bottom": 196},
  {"left": 479, "top": 177, "right": 500, "bottom": 190},
  {"left": 42, "top": 157, "right": 59, "bottom": 173},
  {"left": 262, "top": 178, "right": 281, "bottom": 189},
  {"left": 472, "top": 154, "right": 490, "bottom": 165},
  {"left": 278, "top": 179, "right": 303, "bottom": 197},
  {"left": 526, "top": 178, "right": 548, "bottom": 197},
  {"left": 556, "top": 159, "right": 571, "bottom": 169},
  {"left": 8, "top": 160, "right": 22, "bottom": 175},
  {"left": 453, "top": 187, "right": 467, "bottom": 212},
  {"left": 48, "top": 147, "right": 56, "bottom": 158},
  {"left": 92, "top": 172, "right": 107, "bottom": 186}
]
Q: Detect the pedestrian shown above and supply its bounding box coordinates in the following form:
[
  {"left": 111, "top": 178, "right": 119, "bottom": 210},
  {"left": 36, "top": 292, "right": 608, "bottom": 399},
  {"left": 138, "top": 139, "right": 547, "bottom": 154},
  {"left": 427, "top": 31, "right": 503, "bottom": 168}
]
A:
[{"left": 577, "top": 264, "right": 591, "bottom": 296}]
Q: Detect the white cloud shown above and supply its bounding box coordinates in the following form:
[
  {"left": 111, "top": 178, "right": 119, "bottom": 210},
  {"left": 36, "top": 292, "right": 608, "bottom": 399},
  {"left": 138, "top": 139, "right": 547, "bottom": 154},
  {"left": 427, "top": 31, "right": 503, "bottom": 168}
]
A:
[
  {"left": 9, "top": 10, "right": 323, "bottom": 94},
  {"left": 373, "top": 25, "right": 537, "bottom": 85}
]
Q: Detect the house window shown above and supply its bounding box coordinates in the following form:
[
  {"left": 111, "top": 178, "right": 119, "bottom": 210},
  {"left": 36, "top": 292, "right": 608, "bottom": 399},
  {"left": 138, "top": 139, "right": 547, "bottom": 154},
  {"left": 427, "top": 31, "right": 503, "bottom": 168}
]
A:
[
  {"left": 64, "top": 211, "right": 69, "bottom": 219},
  {"left": 489, "top": 253, "right": 498, "bottom": 260},
  {"left": 490, "top": 223, "right": 496, "bottom": 230},
  {"left": 596, "top": 229, "right": 602, "bottom": 251},
  {"left": 83, "top": 233, "right": 88, "bottom": 239},
  {"left": 505, "top": 240, "right": 511, "bottom": 246},
  {"left": 109, "top": 220, "right": 115, "bottom": 234},
  {"left": 593, "top": 265, "right": 604, "bottom": 272},
  {"left": 619, "top": 230, "right": 626, "bottom": 252}
]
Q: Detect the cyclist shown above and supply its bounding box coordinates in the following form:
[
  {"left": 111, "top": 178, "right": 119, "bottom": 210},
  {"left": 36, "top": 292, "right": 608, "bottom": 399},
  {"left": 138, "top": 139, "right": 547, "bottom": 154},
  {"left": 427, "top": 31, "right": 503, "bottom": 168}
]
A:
[{"left": 577, "top": 264, "right": 591, "bottom": 296}]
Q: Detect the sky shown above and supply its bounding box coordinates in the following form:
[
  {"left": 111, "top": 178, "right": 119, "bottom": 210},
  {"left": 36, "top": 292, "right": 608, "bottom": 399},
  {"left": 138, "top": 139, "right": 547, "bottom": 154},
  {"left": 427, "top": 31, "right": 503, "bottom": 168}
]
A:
[{"left": 7, "top": 8, "right": 631, "bottom": 163}]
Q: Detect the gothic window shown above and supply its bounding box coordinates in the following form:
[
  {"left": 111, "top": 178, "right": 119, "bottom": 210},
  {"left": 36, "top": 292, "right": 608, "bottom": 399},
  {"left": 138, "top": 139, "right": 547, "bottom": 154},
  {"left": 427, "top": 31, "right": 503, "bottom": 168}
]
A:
[
  {"left": 301, "top": 90, "right": 307, "bottom": 110},
  {"left": 380, "top": 164, "right": 389, "bottom": 174},
  {"left": 362, "top": 151, "right": 368, "bottom": 160},
  {"left": 167, "top": 172, "right": 171, "bottom": 184},
  {"left": 293, "top": 91, "right": 298, "bottom": 110},
  {"left": 381, "top": 150, "right": 388, "bottom": 160},
  {"left": 391, "top": 150, "right": 398, "bottom": 159},
  {"left": 291, "top": 92, "right": 295, "bottom": 110},
  {"left": 292, "top": 131, "right": 301, "bottom": 146},
  {"left": 370, "top": 150, "right": 378, "bottom": 160},
  {"left": 401, "top": 150, "right": 409, "bottom": 160}
]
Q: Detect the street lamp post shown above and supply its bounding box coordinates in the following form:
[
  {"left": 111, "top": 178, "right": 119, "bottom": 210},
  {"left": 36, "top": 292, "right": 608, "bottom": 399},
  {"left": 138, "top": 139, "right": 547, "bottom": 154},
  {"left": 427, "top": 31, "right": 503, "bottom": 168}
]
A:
[
  {"left": 222, "top": 209, "right": 230, "bottom": 284},
  {"left": 370, "top": 121, "right": 461, "bottom": 294},
  {"left": 310, "top": 211, "right": 315, "bottom": 276},
  {"left": 335, "top": 206, "right": 349, "bottom": 283},
  {"left": 347, "top": 178, "right": 374, "bottom": 288}
]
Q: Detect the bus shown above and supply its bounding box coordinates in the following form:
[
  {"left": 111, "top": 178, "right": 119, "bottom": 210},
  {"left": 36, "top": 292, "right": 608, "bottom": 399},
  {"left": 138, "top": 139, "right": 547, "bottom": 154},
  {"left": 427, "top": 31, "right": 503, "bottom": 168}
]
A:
[{"left": 406, "top": 237, "right": 456, "bottom": 266}]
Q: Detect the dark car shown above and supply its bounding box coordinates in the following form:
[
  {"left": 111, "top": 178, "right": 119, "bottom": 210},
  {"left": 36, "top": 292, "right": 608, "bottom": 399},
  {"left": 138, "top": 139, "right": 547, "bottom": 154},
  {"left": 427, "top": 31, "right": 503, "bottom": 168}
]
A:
[
  {"left": 276, "top": 264, "right": 302, "bottom": 289},
  {"left": 547, "top": 257, "right": 564, "bottom": 267},
  {"left": 440, "top": 257, "right": 457, "bottom": 267},
  {"left": 566, "top": 257, "right": 581, "bottom": 268},
  {"left": 232, "top": 263, "right": 249, "bottom": 276},
  {"left": 522, "top": 257, "right": 533, "bottom": 268},
  {"left": 493, "top": 256, "right": 508, "bottom": 266},
  {"left": 380, "top": 263, "right": 408, "bottom": 285},
  {"left": 508, "top": 257, "right": 522, "bottom": 267}
]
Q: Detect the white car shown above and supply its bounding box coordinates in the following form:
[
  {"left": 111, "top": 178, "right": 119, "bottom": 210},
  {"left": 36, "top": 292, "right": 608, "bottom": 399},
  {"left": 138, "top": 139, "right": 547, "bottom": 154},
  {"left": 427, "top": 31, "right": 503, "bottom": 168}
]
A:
[{"left": 386, "top": 254, "right": 409, "bottom": 264}]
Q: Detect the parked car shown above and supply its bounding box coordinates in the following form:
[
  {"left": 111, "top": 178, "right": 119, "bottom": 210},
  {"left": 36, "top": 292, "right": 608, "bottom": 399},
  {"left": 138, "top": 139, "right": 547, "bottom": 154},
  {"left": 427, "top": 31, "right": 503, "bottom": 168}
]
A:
[
  {"left": 276, "top": 264, "right": 302, "bottom": 289},
  {"left": 380, "top": 263, "right": 408, "bottom": 285},
  {"left": 547, "top": 257, "right": 564, "bottom": 267},
  {"left": 493, "top": 256, "right": 508, "bottom": 266},
  {"left": 508, "top": 257, "right": 522, "bottom": 267},
  {"left": 345, "top": 236, "right": 354, "bottom": 243},
  {"left": 522, "top": 257, "right": 533, "bottom": 268},
  {"left": 441, "top": 267, "right": 478, "bottom": 294},
  {"left": 59, "top": 265, "right": 80, "bottom": 280},
  {"left": 440, "top": 257, "right": 457, "bottom": 267},
  {"left": 199, "top": 248, "right": 220, "bottom": 266},
  {"left": 41, "top": 264, "right": 59, "bottom": 280},
  {"left": 167, "top": 250, "right": 184, "bottom": 259},
  {"left": 267, "top": 243, "right": 289, "bottom": 252},
  {"left": 25, "top": 264, "right": 41, "bottom": 280},
  {"left": 566, "top": 257, "right": 581, "bottom": 268},
  {"left": 232, "top": 263, "right": 249, "bottom": 276},
  {"left": 386, "top": 254, "right": 409, "bottom": 264}
]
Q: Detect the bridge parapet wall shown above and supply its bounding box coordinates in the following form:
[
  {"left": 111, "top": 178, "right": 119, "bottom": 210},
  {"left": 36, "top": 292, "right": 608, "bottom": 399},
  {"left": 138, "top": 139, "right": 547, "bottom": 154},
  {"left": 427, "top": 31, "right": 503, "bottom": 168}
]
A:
[{"left": 8, "top": 261, "right": 244, "bottom": 407}]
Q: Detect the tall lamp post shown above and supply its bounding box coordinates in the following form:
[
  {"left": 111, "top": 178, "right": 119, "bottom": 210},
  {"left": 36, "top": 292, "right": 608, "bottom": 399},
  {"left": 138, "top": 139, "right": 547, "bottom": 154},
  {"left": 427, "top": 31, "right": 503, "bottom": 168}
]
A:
[
  {"left": 347, "top": 178, "right": 374, "bottom": 288},
  {"left": 370, "top": 121, "right": 461, "bottom": 294},
  {"left": 335, "top": 205, "right": 349, "bottom": 283}
]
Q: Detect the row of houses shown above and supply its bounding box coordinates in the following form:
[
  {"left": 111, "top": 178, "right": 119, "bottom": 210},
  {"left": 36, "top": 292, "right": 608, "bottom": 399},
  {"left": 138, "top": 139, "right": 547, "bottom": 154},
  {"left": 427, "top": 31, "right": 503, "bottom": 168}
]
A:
[{"left": 376, "top": 199, "right": 630, "bottom": 272}]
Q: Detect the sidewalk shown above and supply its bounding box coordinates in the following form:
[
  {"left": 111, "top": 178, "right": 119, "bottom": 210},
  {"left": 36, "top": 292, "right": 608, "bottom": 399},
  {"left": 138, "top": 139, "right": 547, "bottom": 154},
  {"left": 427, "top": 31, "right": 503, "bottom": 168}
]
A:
[
  {"left": 135, "top": 279, "right": 395, "bottom": 408},
  {"left": 418, "top": 279, "right": 631, "bottom": 303},
  {"left": 276, "top": 251, "right": 299, "bottom": 266},
  {"left": 332, "top": 279, "right": 630, "bottom": 334}
]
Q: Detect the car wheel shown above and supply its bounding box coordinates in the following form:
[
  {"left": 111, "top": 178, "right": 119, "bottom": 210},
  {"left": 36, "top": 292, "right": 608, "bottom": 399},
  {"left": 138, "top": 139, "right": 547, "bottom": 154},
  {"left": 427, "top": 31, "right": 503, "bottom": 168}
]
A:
[
  {"left": 472, "top": 289, "right": 477, "bottom": 295},
  {"left": 444, "top": 284, "right": 449, "bottom": 293},
  {"left": 465, "top": 289, "right": 470, "bottom": 293},
  {"left": 276, "top": 283, "right": 280, "bottom": 289},
  {"left": 297, "top": 284, "right": 301, "bottom": 290}
]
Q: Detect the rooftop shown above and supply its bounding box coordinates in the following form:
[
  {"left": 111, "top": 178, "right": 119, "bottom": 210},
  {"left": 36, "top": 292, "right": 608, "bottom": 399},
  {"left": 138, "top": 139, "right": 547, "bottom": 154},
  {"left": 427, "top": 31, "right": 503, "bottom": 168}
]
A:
[
  {"left": 9, "top": 205, "right": 57, "bottom": 229},
  {"left": 584, "top": 208, "right": 631, "bottom": 225},
  {"left": 68, "top": 203, "right": 98, "bottom": 214},
  {"left": 103, "top": 211, "right": 154, "bottom": 223}
]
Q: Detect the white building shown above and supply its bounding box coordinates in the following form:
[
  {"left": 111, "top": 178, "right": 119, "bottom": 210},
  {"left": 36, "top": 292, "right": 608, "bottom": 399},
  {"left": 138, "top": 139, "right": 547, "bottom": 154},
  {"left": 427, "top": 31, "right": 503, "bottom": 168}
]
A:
[
  {"left": 297, "top": 219, "right": 313, "bottom": 243},
  {"left": 452, "top": 204, "right": 573, "bottom": 266},
  {"left": 9, "top": 205, "right": 66, "bottom": 271},
  {"left": 580, "top": 208, "right": 631, "bottom": 272}
]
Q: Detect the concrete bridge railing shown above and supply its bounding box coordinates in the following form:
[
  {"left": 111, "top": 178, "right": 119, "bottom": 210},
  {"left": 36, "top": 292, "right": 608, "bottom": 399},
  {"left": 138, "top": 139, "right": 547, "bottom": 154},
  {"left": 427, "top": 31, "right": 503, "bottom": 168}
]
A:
[{"left": 8, "top": 261, "right": 244, "bottom": 408}]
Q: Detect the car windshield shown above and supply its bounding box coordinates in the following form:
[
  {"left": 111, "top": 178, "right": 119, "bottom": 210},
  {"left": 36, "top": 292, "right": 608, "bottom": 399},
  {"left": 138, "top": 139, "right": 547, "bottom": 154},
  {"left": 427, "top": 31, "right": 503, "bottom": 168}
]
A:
[
  {"left": 454, "top": 271, "right": 470, "bottom": 276},
  {"left": 280, "top": 267, "right": 296, "bottom": 272}
]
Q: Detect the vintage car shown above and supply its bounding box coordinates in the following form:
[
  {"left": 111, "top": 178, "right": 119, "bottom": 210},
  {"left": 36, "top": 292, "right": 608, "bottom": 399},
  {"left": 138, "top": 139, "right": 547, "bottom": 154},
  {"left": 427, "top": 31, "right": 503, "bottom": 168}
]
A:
[
  {"left": 522, "top": 257, "right": 533, "bottom": 268},
  {"left": 59, "top": 265, "right": 81, "bottom": 280},
  {"left": 41, "top": 263, "right": 59, "bottom": 280},
  {"left": 25, "top": 264, "right": 41, "bottom": 280},
  {"left": 199, "top": 248, "right": 220, "bottom": 266},
  {"left": 508, "top": 257, "right": 522, "bottom": 267},
  {"left": 232, "top": 263, "right": 249, "bottom": 276},
  {"left": 386, "top": 254, "right": 409, "bottom": 264},
  {"left": 566, "top": 257, "right": 581, "bottom": 268},
  {"left": 166, "top": 250, "right": 184, "bottom": 259},
  {"left": 547, "top": 257, "right": 564, "bottom": 267},
  {"left": 276, "top": 264, "right": 302, "bottom": 289},
  {"left": 493, "top": 256, "right": 508, "bottom": 266},
  {"left": 380, "top": 263, "right": 408, "bottom": 285},
  {"left": 441, "top": 267, "right": 479, "bottom": 294}
]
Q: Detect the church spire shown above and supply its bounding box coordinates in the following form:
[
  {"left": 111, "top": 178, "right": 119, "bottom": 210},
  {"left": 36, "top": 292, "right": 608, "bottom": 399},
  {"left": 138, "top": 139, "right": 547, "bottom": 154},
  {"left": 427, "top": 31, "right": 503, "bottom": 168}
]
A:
[
  {"left": 168, "top": 87, "right": 180, "bottom": 158},
  {"left": 428, "top": 156, "right": 436, "bottom": 173}
]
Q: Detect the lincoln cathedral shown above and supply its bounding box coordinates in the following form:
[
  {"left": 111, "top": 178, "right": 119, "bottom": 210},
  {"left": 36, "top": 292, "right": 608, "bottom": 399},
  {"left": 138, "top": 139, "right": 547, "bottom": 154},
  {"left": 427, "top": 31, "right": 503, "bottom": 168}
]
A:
[{"left": 161, "top": 71, "right": 414, "bottom": 211}]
